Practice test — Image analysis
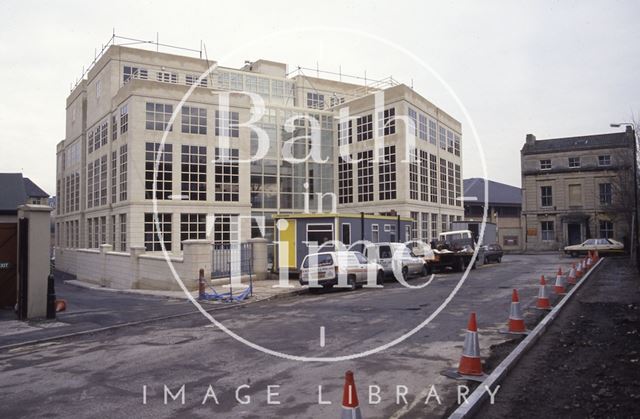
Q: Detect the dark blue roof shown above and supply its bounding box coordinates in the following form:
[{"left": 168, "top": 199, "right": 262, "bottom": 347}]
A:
[
  {"left": 463, "top": 178, "right": 521, "bottom": 206},
  {"left": 0, "top": 173, "right": 49, "bottom": 214}
]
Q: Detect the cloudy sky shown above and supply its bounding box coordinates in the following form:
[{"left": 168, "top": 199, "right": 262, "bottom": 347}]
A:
[{"left": 1, "top": 0, "right": 638, "bottom": 195}]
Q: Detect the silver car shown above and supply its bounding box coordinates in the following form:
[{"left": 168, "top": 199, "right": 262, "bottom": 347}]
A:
[
  {"left": 363, "top": 243, "right": 428, "bottom": 280},
  {"left": 299, "top": 251, "right": 384, "bottom": 291}
]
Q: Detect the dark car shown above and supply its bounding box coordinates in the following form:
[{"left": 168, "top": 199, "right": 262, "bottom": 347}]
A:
[{"left": 482, "top": 244, "right": 503, "bottom": 263}]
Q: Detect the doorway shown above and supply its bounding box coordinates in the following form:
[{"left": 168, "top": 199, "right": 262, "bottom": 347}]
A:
[
  {"left": 567, "top": 223, "right": 582, "bottom": 245},
  {"left": 0, "top": 223, "right": 18, "bottom": 309}
]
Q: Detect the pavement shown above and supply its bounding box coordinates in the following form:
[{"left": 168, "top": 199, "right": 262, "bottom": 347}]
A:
[
  {"left": 0, "top": 254, "right": 582, "bottom": 418},
  {"left": 0, "top": 271, "right": 304, "bottom": 349},
  {"left": 472, "top": 256, "right": 640, "bottom": 418}
]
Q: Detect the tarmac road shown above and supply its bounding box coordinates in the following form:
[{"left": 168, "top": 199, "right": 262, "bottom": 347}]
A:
[{"left": 0, "top": 253, "right": 575, "bottom": 418}]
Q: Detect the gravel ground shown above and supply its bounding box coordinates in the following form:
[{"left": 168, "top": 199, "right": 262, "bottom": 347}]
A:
[{"left": 473, "top": 256, "right": 640, "bottom": 418}]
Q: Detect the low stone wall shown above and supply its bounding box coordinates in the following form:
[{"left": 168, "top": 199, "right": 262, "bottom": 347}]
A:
[{"left": 55, "top": 238, "right": 269, "bottom": 291}]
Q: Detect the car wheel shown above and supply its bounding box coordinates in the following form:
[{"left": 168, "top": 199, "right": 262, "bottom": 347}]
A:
[
  {"left": 401, "top": 266, "right": 409, "bottom": 281},
  {"left": 347, "top": 275, "right": 357, "bottom": 291}
]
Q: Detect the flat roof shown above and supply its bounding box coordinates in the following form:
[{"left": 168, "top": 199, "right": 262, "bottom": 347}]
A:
[{"left": 273, "top": 213, "right": 414, "bottom": 222}]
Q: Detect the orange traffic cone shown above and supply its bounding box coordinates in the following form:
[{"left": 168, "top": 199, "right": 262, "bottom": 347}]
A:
[
  {"left": 554, "top": 268, "right": 566, "bottom": 295},
  {"left": 567, "top": 263, "right": 577, "bottom": 285},
  {"left": 594, "top": 250, "right": 600, "bottom": 262},
  {"left": 581, "top": 257, "right": 587, "bottom": 272},
  {"left": 500, "top": 289, "right": 529, "bottom": 334},
  {"left": 575, "top": 260, "right": 583, "bottom": 279},
  {"left": 55, "top": 299, "right": 67, "bottom": 312},
  {"left": 341, "top": 371, "right": 362, "bottom": 419},
  {"left": 442, "top": 312, "right": 487, "bottom": 382},
  {"left": 536, "top": 275, "right": 552, "bottom": 310},
  {"left": 458, "top": 312, "right": 483, "bottom": 375},
  {"left": 586, "top": 252, "right": 593, "bottom": 268}
]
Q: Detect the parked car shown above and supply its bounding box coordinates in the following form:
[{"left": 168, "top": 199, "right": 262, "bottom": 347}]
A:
[
  {"left": 564, "top": 238, "right": 624, "bottom": 257},
  {"left": 363, "top": 243, "right": 428, "bottom": 280},
  {"left": 299, "top": 251, "right": 384, "bottom": 291},
  {"left": 482, "top": 244, "right": 503, "bottom": 264}
]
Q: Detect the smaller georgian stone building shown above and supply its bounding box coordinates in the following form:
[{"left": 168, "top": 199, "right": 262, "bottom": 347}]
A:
[{"left": 521, "top": 127, "right": 634, "bottom": 251}]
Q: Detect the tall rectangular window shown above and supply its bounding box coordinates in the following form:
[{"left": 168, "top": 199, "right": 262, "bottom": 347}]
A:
[
  {"left": 447, "top": 161, "right": 455, "bottom": 206},
  {"left": 431, "top": 214, "right": 438, "bottom": 240},
  {"left": 430, "top": 154, "right": 438, "bottom": 203},
  {"left": 93, "top": 158, "right": 101, "bottom": 207},
  {"left": 438, "top": 126, "right": 447, "bottom": 149},
  {"left": 371, "top": 224, "right": 379, "bottom": 243},
  {"left": 111, "top": 150, "right": 117, "bottom": 203},
  {"left": 111, "top": 115, "right": 117, "bottom": 141},
  {"left": 180, "top": 213, "right": 206, "bottom": 249},
  {"left": 181, "top": 106, "right": 207, "bottom": 134},
  {"left": 356, "top": 114, "right": 373, "bottom": 142},
  {"left": 338, "top": 156, "right": 353, "bottom": 204},
  {"left": 421, "top": 212, "right": 429, "bottom": 241},
  {"left": 377, "top": 107, "right": 396, "bottom": 136},
  {"left": 144, "top": 213, "right": 172, "bottom": 251},
  {"left": 408, "top": 107, "right": 417, "bottom": 137},
  {"left": 441, "top": 214, "right": 448, "bottom": 234},
  {"left": 541, "top": 221, "right": 554, "bottom": 241},
  {"left": 379, "top": 146, "right": 396, "bottom": 200},
  {"left": 119, "top": 214, "right": 127, "bottom": 252},
  {"left": 410, "top": 211, "right": 419, "bottom": 240},
  {"left": 455, "top": 164, "right": 462, "bottom": 207},
  {"left": 87, "top": 162, "right": 94, "bottom": 208},
  {"left": 181, "top": 145, "right": 207, "bottom": 201},
  {"left": 599, "top": 183, "right": 612, "bottom": 205},
  {"left": 119, "top": 145, "right": 128, "bottom": 201},
  {"left": 215, "top": 111, "right": 239, "bottom": 137},
  {"left": 409, "top": 149, "right": 419, "bottom": 200},
  {"left": 338, "top": 120, "right": 353, "bottom": 145},
  {"left": 428, "top": 119, "right": 437, "bottom": 145},
  {"left": 418, "top": 114, "right": 428, "bottom": 141},
  {"left": 440, "top": 158, "right": 447, "bottom": 205},
  {"left": 419, "top": 150, "right": 429, "bottom": 202},
  {"left": 99, "top": 216, "right": 106, "bottom": 246},
  {"left": 145, "top": 143, "right": 173, "bottom": 200},
  {"left": 145, "top": 102, "right": 173, "bottom": 131},
  {"left": 214, "top": 148, "right": 239, "bottom": 201},
  {"left": 599, "top": 220, "right": 613, "bottom": 238},
  {"left": 120, "top": 104, "right": 129, "bottom": 134},
  {"left": 541, "top": 186, "right": 553, "bottom": 207},
  {"left": 454, "top": 134, "right": 461, "bottom": 156},
  {"left": 447, "top": 130, "right": 454, "bottom": 153},
  {"left": 357, "top": 150, "right": 374, "bottom": 202}
]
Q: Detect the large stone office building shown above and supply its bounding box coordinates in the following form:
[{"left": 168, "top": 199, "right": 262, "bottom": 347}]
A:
[
  {"left": 55, "top": 43, "right": 464, "bottom": 259},
  {"left": 521, "top": 129, "right": 635, "bottom": 251}
]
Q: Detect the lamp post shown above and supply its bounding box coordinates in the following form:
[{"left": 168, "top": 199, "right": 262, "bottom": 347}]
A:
[{"left": 610, "top": 122, "right": 638, "bottom": 266}]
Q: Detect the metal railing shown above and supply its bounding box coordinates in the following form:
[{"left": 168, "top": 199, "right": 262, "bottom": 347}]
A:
[{"left": 211, "top": 242, "right": 253, "bottom": 279}]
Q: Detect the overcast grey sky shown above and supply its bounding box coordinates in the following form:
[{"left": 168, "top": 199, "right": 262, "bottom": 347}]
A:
[{"left": 1, "top": 0, "right": 638, "bottom": 195}]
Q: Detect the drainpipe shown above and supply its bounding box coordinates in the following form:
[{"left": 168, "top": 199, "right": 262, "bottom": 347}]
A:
[
  {"left": 397, "top": 215, "right": 401, "bottom": 243},
  {"left": 360, "top": 212, "right": 365, "bottom": 242}
]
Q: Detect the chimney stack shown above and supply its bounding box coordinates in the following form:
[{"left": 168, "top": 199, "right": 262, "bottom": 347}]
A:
[{"left": 525, "top": 134, "right": 536, "bottom": 146}]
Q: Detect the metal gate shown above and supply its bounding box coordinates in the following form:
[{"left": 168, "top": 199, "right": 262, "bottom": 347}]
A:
[
  {"left": 0, "top": 223, "right": 18, "bottom": 309},
  {"left": 211, "top": 242, "right": 253, "bottom": 279}
]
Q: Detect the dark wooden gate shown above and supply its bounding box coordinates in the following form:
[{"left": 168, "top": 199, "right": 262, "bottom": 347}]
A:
[{"left": 0, "top": 223, "right": 18, "bottom": 309}]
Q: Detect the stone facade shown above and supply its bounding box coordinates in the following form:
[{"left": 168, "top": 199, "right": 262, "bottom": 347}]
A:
[{"left": 521, "top": 129, "right": 634, "bottom": 251}]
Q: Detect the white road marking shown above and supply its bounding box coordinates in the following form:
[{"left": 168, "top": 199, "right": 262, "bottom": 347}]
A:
[{"left": 320, "top": 326, "right": 325, "bottom": 348}]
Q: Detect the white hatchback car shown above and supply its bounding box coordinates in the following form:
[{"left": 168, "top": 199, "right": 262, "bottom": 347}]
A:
[
  {"left": 363, "top": 243, "right": 428, "bottom": 280},
  {"left": 299, "top": 251, "right": 384, "bottom": 291}
]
